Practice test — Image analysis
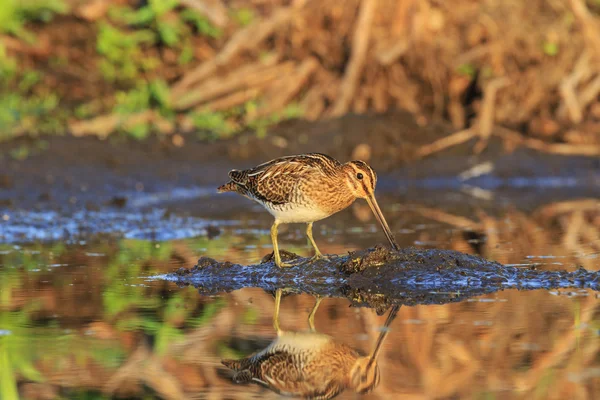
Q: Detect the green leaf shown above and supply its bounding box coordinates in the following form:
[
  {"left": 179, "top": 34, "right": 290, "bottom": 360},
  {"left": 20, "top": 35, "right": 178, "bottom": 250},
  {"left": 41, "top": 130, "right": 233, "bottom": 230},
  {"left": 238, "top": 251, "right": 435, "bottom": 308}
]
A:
[
  {"left": 542, "top": 42, "right": 559, "bottom": 57},
  {"left": 181, "top": 9, "right": 222, "bottom": 38},
  {"left": 178, "top": 42, "right": 194, "bottom": 65},
  {"left": 150, "top": 0, "right": 178, "bottom": 16},
  {"left": 0, "top": 347, "right": 19, "bottom": 400},
  {"left": 457, "top": 63, "right": 476, "bottom": 77},
  {"left": 232, "top": 7, "right": 255, "bottom": 27},
  {"left": 157, "top": 21, "right": 180, "bottom": 46},
  {"left": 149, "top": 79, "right": 171, "bottom": 108}
]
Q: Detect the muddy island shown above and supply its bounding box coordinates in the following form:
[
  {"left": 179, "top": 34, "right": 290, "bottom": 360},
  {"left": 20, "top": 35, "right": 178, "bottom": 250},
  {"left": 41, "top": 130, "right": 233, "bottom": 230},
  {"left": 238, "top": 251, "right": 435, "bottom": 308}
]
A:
[{"left": 167, "top": 246, "right": 600, "bottom": 312}]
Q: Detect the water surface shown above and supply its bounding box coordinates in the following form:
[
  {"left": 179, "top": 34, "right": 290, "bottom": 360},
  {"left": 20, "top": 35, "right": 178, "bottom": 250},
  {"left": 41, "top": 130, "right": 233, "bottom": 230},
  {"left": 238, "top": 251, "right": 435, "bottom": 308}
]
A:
[{"left": 1, "top": 189, "right": 599, "bottom": 399}]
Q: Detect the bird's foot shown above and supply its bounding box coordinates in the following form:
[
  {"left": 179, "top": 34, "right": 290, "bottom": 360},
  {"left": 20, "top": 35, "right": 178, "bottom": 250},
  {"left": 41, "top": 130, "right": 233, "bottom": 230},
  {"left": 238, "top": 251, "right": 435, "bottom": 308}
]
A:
[
  {"left": 277, "top": 260, "right": 296, "bottom": 268},
  {"left": 262, "top": 250, "right": 300, "bottom": 268},
  {"left": 296, "top": 252, "right": 337, "bottom": 266}
]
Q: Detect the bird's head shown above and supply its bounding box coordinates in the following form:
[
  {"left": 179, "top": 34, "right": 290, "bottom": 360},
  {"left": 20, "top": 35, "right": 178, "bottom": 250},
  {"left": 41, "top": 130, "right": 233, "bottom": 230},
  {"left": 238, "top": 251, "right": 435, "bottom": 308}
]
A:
[
  {"left": 342, "top": 160, "right": 398, "bottom": 251},
  {"left": 349, "top": 356, "right": 381, "bottom": 394},
  {"left": 342, "top": 160, "right": 377, "bottom": 200}
]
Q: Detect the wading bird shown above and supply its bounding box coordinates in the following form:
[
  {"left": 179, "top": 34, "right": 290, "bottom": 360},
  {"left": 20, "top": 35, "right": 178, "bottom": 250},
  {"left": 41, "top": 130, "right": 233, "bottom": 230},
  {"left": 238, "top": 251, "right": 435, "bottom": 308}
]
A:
[
  {"left": 222, "top": 290, "right": 400, "bottom": 399},
  {"left": 218, "top": 153, "right": 399, "bottom": 267}
]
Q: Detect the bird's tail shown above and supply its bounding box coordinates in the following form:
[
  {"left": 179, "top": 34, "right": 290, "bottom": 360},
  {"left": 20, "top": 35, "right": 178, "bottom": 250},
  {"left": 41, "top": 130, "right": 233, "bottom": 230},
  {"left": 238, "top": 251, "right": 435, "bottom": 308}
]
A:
[{"left": 217, "top": 181, "right": 237, "bottom": 193}]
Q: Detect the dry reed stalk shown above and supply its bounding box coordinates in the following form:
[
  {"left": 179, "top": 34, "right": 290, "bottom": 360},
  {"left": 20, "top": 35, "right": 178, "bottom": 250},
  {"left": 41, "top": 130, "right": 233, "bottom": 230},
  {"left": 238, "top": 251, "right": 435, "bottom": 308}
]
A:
[
  {"left": 50, "top": 0, "right": 600, "bottom": 148},
  {"left": 447, "top": 75, "right": 469, "bottom": 129},
  {"left": 373, "top": 70, "right": 389, "bottom": 112},
  {"left": 173, "top": 58, "right": 292, "bottom": 110},
  {"left": 250, "top": 57, "right": 319, "bottom": 119},
  {"left": 473, "top": 77, "right": 511, "bottom": 154},
  {"left": 476, "top": 210, "right": 499, "bottom": 260},
  {"left": 536, "top": 199, "right": 600, "bottom": 217},
  {"left": 559, "top": 53, "right": 594, "bottom": 124},
  {"left": 415, "top": 128, "right": 477, "bottom": 158},
  {"left": 559, "top": 213, "right": 598, "bottom": 269},
  {"left": 517, "top": 297, "right": 598, "bottom": 393},
  {"left": 520, "top": 214, "right": 551, "bottom": 256},
  {"left": 331, "top": 0, "right": 378, "bottom": 116},
  {"left": 569, "top": 0, "right": 600, "bottom": 56},
  {"left": 387, "top": 65, "right": 415, "bottom": 108},
  {"left": 578, "top": 74, "right": 600, "bottom": 110},
  {"left": 580, "top": 222, "right": 600, "bottom": 252},
  {"left": 194, "top": 87, "right": 262, "bottom": 113},
  {"left": 178, "top": 0, "right": 228, "bottom": 27},
  {"left": 436, "top": 349, "right": 479, "bottom": 398},
  {"left": 300, "top": 86, "right": 326, "bottom": 120},
  {"left": 377, "top": 39, "right": 409, "bottom": 66},
  {"left": 353, "top": 87, "right": 369, "bottom": 114},
  {"left": 562, "top": 210, "right": 585, "bottom": 251},
  {"left": 69, "top": 110, "right": 173, "bottom": 138},
  {"left": 171, "top": 1, "right": 307, "bottom": 97},
  {"left": 494, "top": 126, "right": 600, "bottom": 156}
]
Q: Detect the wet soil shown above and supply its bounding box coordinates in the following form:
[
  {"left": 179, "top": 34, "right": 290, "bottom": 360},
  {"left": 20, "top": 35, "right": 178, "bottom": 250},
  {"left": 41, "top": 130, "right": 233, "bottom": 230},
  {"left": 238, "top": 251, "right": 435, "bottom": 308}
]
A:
[
  {"left": 168, "top": 246, "right": 600, "bottom": 314},
  {"left": 2, "top": 112, "right": 599, "bottom": 214}
]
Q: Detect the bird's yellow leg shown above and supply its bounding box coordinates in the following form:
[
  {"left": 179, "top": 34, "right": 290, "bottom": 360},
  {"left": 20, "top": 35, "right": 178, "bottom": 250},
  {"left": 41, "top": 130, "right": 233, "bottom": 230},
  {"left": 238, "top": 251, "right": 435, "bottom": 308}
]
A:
[
  {"left": 306, "top": 222, "right": 323, "bottom": 260},
  {"left": 308, "top": 295, "right": 323, "bottom": 332},
  {"left": 271, "top": 221, "right": 294, "bottom": 268},
  {"left": 273, "top": 289, "right": 283, "bottom": 336}
]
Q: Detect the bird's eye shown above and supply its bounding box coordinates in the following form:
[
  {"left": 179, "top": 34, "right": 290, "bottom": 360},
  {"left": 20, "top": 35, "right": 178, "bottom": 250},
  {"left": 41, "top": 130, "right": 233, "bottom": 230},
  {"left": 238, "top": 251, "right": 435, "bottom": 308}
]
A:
[{"left": 357, "top": 173, "right": 363, "bottom": 180}]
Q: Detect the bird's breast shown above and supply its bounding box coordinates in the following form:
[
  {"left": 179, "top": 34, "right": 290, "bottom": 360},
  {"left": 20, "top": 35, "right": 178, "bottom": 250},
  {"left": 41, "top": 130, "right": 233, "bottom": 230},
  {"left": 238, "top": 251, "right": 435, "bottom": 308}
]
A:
[{"left": 265, "top": 202, "right": 332, "bottom": 223}]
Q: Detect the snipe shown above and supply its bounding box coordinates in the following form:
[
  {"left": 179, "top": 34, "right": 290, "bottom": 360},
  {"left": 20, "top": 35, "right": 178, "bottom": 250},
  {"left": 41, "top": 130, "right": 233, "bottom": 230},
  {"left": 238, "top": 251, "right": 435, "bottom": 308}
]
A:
[
  {"left": 218, "top": 153, "right": 399, "bottom": 267},
  {"left": 222, "top": 290, "right": 400, "bottom": 399}
]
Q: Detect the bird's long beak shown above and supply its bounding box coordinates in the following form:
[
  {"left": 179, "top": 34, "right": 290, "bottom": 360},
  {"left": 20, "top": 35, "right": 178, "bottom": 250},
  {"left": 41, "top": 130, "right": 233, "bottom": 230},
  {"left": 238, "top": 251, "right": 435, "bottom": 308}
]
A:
[
  {"left": 365, "top": 194, "right": 399, "bottom": 251},
  {"left": 367, "top": 305, "right": 400, "bottom": 366}
]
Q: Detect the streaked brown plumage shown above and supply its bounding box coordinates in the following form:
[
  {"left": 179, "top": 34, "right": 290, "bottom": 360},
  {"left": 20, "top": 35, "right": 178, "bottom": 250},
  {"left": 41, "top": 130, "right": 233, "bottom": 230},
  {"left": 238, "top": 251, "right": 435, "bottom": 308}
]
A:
[
  {"left": 222, "top": 291, "right": 400, "bottom": 399},
  {"left": 218, "top": 153, "right": 399, "bottom": 267}
]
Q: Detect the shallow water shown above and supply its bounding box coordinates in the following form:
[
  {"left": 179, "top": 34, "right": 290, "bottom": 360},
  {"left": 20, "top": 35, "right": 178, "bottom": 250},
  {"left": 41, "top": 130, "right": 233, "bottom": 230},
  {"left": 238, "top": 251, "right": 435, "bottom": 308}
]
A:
[{"left": 1, "top": 187, "right": 599, "bottom": 399}]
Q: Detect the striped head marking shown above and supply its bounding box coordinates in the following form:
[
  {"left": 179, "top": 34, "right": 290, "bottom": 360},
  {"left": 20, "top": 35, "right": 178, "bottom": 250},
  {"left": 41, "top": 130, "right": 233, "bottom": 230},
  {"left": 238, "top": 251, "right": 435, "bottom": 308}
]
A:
[
  {"left": 342, "top": 160, "right": 399, "bottom": 251},
  {"left": 349, "top": 356, "right": 381, "bottom": 394},
  {"left": 342, "top": 160, "right": 377, "bottom": 199}
]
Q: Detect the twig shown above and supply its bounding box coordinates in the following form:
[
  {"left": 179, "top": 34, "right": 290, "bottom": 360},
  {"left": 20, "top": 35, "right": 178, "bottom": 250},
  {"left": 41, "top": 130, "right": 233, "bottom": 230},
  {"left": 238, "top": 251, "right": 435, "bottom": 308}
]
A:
[
  {"left": 69, "top": 110, "right": 168, "bottom": 138},
  {"left": 0, "top": 34, "right": 50, "bottom": 56},
  {"left": 173, "top": 59, "right": 294, "bottom": 110},
  {"left": 536, "top": 200, "right": 600, "bottom": 218},
  {"left": 376, "top": 39, "right": 409, "bottom": 66},
  {"left": 300, "top": 85, "right": 327, "bottom": 120},
  {"left": 194, "top": 88, "right": 262, "bottom": 113},
  {"left": 178, "top": 0, "right": 228, "bottom": 27},
  {"left": 558, "top": 52, "right": 593, "bottom": 123},
  {"left": 494, "top": 126, "right": 600, "bottom": 156},
  {"left": 170, "top": 3, "right": 306, "bottom": 97},
  {"left": 416, "top": 128, "right": 477, "bottom": 158},
  {"left": 251, "top": 57, "right": 319, "bottom": 119},
  {"left": 331, "top": 0, "right": 378, "bottom": 116},
  {"left": 569, "top": 0, "right": 600, "bottom": 55},
  {"left": 473, "top": 77, "right": 511, "bottom": 154},
  {"left": 373, "top": 71, "right": 388, "bottom": 112},
  {"left": 414, "top": 206, "right": 482, "bottom": 230},
  {"left": 578, "top": 74, "right": 600, "bottom": 110}
]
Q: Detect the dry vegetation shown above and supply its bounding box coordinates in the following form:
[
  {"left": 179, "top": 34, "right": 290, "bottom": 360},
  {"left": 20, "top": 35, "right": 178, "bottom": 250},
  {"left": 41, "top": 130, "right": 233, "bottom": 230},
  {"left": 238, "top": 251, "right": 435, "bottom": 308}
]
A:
[
  {"left": 414, "top": 199, "right": 600, "bottom": 271},
  {"left": 88, "top": 0, "right": 600, "bottom": 154},
  {"left": 4, "top": 0, "right": 600, "bottom": 155}
]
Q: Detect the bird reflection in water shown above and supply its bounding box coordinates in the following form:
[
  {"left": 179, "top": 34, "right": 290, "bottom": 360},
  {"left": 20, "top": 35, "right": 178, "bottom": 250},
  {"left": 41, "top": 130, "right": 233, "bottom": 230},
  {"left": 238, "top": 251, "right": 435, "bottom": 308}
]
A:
[{"left": 222, "top": 290, "right": 399, "bottom": 399}]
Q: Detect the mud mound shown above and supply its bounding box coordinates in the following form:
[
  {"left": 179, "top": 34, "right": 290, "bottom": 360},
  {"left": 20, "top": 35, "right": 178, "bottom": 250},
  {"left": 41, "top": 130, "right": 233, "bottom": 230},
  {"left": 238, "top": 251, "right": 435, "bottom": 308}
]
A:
[{"left": 166, "top": 246, "right": 600, "bottom": 309}]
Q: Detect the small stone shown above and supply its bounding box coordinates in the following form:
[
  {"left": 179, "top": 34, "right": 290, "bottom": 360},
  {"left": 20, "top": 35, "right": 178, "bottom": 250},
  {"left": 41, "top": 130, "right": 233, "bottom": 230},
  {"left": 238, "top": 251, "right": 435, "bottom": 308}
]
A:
[
  {"left": 529, "top": 117, "right": 560, "bottom": 137},
  {"left": 0, "top": 174, "right": 13, "bottom": 189},
  {"left": 172, "top": 134, "right": 185, "bottom": 147}
]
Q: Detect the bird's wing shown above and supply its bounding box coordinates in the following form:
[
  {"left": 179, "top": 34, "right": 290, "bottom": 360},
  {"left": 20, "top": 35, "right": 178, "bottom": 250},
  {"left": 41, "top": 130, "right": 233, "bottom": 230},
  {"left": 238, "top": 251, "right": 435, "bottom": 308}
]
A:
[
  {"left": 256, "top": 350, "right": 344, "bottom": 399},
  {"left": 230, "top": 154, "right": 340, "bottom": 205},
  {"left": 259, "top": 351, "right": 313, "bottom": 394}
]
